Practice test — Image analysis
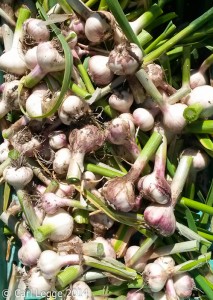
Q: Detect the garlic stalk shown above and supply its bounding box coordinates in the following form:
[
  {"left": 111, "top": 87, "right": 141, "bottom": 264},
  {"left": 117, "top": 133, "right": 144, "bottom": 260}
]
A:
[
  {"left": 137, "top": 134, "right": 171, "bottom": 205},
  {"left": 66, "top": 125, "right": 105, "bottom": 182},
  {"left": 0, "top": 7, "right": 30, "bottom": 75},
  {"left": 102, "top": 132, "right": 162, "bottom": 212}
]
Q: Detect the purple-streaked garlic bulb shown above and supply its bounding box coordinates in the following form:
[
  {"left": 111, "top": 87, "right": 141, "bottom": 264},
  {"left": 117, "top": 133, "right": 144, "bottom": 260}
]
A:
[
  {"left": 143, "top": 262, "right": 168, "bottom": 292},
  {"left": 137, "top": 136, "right": 171, "bottom": 205},
  {"left": 173, "top": 273, "right": 195, "bottom": 298},
  {"left": 106, "top": 117, "right": 140, "bottom": 160},
  {"left": 132, "top": 107, "right": 155, "bottom": 132},
  {"left": 49, "top": 130, "right": 67, "bottom": 150},
  {"left": 144, "top": 203, "right": 176, "bottom": 236},
  {"left": 18, "top": 234, "right": 42, "bottom": 266}
]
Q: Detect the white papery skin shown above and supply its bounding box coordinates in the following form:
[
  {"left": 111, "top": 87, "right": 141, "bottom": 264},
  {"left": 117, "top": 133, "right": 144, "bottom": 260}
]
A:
[
  {"left": 85, "top": 11, "right": 112, "bottom": 43},
  {"left": 109, "top": 90, "right": 134, "bottom": 113},
  {"left": 25, "top": 46, "right": 38, "bottom": 69},
  {"left": 23, "top": 18, "right": 50, "bottom": 43},
  {"left": 173, "top": 273, "right": 195, "bottom": 298},
  {"left": 133, "top": 107, "right": 155, "bottom": 131},
  {"left": 184, "top": 85, "right": 213, "bottom": 118},
  {"left": 26, "top": 268, "right": 54, "bottom": 296},
  {"left": 53, "top": 147, "right": 72, "bottom": 175},
  {"left": 143, "top": 263, "right": 168, "bottom": 292},
  {"left": 108, "top": 43, "right": 143, "bottom": 76},
  {"left": 3, "top": 166, "right": 33, "bottom": 189},
  {"left": 18, "top": 235, "right": 42, "bottom": 266},
  {"left": 49, "top": 131, "right": 67, "bottom": 150},
  {"left": 154, "top": 256, "right": 175, "bottom": 273},
  {"left": 58, "top": 95, "right": 89, "bottom": 125},
  {"left": 88, "top": 55, "right": 114, "bottom": 86},
  {"left": 189, "top": 69, "right": 208, "bottom": 89},
  {"left": 41, "top": 208, "right": 74, "bottom": 242},
  {"left": 71, "top": 281, "right": 94, "bottom": 300},
  {"left": 25, "top": 83, "right": 49, "bottom": 119},
  {"left": 162, "top": 103, "right": 187, "bottom": 133}
]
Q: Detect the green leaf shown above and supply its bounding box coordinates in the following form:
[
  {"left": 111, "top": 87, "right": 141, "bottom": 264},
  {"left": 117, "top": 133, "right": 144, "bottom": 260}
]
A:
[
  {"left": 191, "top": 270, "right": 213, "bottom": 299},
  {"left": 179, "top": 204, "right": 198, "bottom": 233},
  {"left": 196, "top": 134, "right": 213, "bottom": 157},
  {"left": 3, "top": 183, "right": 11, "bottom": 212},
  {"left": 200, "top": 179, "right": 213, "bottom": 226}
]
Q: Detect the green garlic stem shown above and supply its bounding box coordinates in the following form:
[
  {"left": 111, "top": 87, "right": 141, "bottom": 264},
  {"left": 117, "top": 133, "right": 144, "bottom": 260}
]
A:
[
  {"left": 136, "top": 69, "right": 165, "bottom": 108},
  {"left": 176, "top": 222, "right": 211, "bottom": 246},
  {"left": 34, "top": 224, "right": 55, "bottom": 242},
  {"left": 183, "top": 103, "right": 204, "bottom": 122},
  {"left": 73, "top": 208, "right": 89, "bottom": 224},
  {"left": 84, "top": 162, "right": 125, "bottom": 178},
  {"left": 44, "top": 180, "right": 59, "bottom": 194},
  {"left": 137, "top": 29, "right": 153, "bottom": 47},
  {"left": 171, "top": 155, "right": 193, "bottom": 206},
  {"left": 180, "top": 197, "right": 213, "bottom": 215},
  {"left": 182, "top": 45, "right": 191, "bottom": 87},
  {"left": 73, "top": 49, "right": 95, "bottom": 94},
  {"left": 130, "top": 4, "right": 163, "bottom": 35},
  {"left": 82, "top": 241, "right": 104, "bottom": 258},
  {"left": 168, "top": 85, "right": 191, "bottom": 105},
  {"left": 16, "top": 189, "right": 41, "bottom": 232},
  {"left": 111, "top": 224, "right": 136, "bottom": 258},
  {"left": 83, "top": 256, "right": 138, "bottom": 280},
  {"left": 144, "top": 21, "right": 176, "bottom": 54},
  {"left": 143, "top": 6, "right": 213, "bottom": 64},
  {"left": 12, "top": 8, "right": 31, "bottom": 48},
  {"left": 128, "top": 131, "right": 162, "bottom": 181},
  {"left": 57, "top": 265, "right": 83, "bottom": 289},
  {"left": 173, "top": 252, "right": 211, "bottom": 274},
  {"left": 86, "top": 0, "right": 99, "bottom": 8},
  {"left": 98, "top": 0, "right": 108, "bottom": 10},
  {"left": 184, "top": 120, "right": 213, "bottom": 134},
  {"left": 149, "top": 240, "right": 199, "bottom": 260}
]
